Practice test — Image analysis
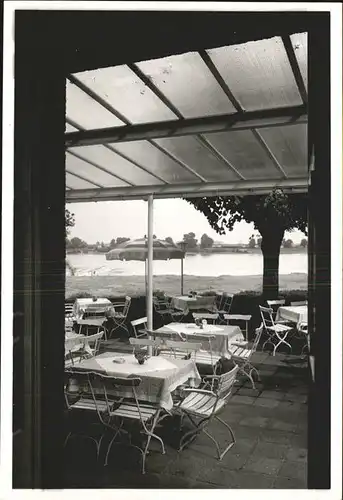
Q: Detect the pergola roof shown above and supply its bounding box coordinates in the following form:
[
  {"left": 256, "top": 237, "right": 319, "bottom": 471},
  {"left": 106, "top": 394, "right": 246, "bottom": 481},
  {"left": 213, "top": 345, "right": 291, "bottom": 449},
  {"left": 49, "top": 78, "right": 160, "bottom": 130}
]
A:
[{"left": 65, "top": 33, "right": 308, "bottom": 203}]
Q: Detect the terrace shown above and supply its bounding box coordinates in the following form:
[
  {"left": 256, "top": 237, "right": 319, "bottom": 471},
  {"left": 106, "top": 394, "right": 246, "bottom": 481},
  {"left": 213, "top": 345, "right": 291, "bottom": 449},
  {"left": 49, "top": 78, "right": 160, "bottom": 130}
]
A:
[{"left": 63, "top": 344, "right": 308, "bottom": 489}]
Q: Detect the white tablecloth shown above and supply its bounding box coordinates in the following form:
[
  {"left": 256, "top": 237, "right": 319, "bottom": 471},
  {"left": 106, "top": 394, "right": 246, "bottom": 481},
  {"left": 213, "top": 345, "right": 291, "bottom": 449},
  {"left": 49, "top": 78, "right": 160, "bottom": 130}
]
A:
[
  {"left": 68, "top": 351, "right": 201, "bottom": 410},
  {"left": 170, "top": 295, "right": 216, "bottom": 314},
  {"left": 73, "top": 297, "right": 114, "bottom": 320},
  {"left": 155, "top": 322, "right": 243, "bottom": 358},
  {"left": 276, "top": 305, "right": 308, "bottom": 328}
]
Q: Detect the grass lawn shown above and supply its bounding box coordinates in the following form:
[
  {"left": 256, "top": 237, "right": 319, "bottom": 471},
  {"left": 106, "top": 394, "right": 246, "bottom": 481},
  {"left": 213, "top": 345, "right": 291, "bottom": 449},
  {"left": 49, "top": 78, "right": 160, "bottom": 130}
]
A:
[{"left": 66, "top": 272, "right": 307, "bottom": 299}]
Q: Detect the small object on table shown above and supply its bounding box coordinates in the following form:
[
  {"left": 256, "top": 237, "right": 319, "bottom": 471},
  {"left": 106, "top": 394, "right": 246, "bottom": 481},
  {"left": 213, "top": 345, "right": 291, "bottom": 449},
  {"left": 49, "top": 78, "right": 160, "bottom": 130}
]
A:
[
  {"left": 134, "top": 349, "right": 149, "bottom": 365},
  {"left": 112, "top": 357, "right": 125, "bottom": 364},
  {"left": 92, "top": 296, "right": 98, "bottom": 302}
]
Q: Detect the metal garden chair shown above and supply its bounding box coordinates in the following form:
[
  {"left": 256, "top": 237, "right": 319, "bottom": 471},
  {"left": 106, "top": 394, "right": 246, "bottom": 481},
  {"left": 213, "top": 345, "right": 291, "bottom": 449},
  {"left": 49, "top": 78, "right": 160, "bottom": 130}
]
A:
[
  {"left": 77, "top": 307, "right": 109, "bottom": 339},
  {"left": 158, "top": 339, "right": 202, "bottom": 360},
  {"left": 259, "top": 305, "right": 293, "bottom": 356},
  {"left": 83, "top": 331, "right": 104, "bottom": 357},
  {"left": 210, "top": 293, "right": 234, "bottom": 324},
  {"left": 227, "top": 325, "right": 263, "bottom": 389},
  {"left": 174, "top": 364, "right": 239, "bottom": 459},
  {"left": 266, "top": 299, "right": 291, "bottom": 324},
  {"left": 186, "top": 333, "right": 222, "bottom": 375},
  {"left": 64, "top": 335, "right": 87, "bottom": 367},
  {"left": 129, "top": 336, "right": 162, "bottom": 356},
  {"left": 153, "top": 296, "right": 184, "bottom": 324},
  {"left": 87, "top": 372, "right": 167, "bottom": 474},
  {"left": 108, "top": 296, "right": 131, "bottom": 338},
  {"left": 63, "top": 370, "right": 112, "bottom": 461}
]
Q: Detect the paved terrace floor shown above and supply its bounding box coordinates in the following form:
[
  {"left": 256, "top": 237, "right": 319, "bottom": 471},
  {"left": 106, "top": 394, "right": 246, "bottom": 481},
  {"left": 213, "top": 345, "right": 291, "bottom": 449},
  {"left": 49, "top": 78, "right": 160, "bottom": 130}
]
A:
[{"left": 64, "top": 342, "right": 308, "bottom": 489}]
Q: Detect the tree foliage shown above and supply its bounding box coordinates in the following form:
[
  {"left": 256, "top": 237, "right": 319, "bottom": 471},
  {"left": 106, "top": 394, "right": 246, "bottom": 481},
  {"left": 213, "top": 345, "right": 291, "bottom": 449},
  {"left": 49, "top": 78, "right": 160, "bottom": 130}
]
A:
[
  {"left": 283, "top": 238, "right": 294, "bottom": 248},
  {"left": 187, "top": 190, "right": 307, "bottom": 237},
  {"left": 182, "top": 232, "right": 198, "bottom": 249},
  {"left": 248, "top": 235, "right": 256, "bottom": 248},
  {"left": 300, "top": 238, "right": 308, "bottom": 247},
  {"left": 186, "top": 190, "right": 308, "bottom": 297},
  {"left": 65, "top": 209, "right": 75, "bottom": 237},
  {"left": 200, "top": 233, "right": 214, "bottom": 249}
]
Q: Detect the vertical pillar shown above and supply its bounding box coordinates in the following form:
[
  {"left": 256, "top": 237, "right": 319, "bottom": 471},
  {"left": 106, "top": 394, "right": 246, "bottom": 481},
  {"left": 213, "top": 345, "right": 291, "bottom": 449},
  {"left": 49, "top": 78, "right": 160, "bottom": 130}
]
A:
[{"left": 147, "top": 196, "right": 154, "bottom": 350}]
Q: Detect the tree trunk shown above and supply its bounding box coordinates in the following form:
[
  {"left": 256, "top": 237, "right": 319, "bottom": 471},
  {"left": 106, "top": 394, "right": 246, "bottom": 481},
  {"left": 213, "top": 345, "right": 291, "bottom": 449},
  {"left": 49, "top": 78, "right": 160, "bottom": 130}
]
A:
[{"left": 260, "top": 228, "right": 284, "bottom": 299}]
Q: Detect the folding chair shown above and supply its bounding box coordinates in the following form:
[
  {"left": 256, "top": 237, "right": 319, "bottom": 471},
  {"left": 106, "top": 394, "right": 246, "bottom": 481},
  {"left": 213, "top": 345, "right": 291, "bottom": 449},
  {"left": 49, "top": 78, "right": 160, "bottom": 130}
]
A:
[
  {"left": 266, "top": 299, "right": 291, "bottom": 324},
  {"left": 108, "top": 296, "right": 131, "bottom": 338},
  {"left": 83, "top": 331, "right": 104, "bottom": 357},
  {"left": 192, "top": 312, "right": 219, "bottom": 324},
  {"left": 153, "top": 296, "right": 184, "bottom": 324},
  {"left": 298, "top": 322, "right": 309, "bottom": 355},
  {"left": 186, "top": 333, "right": 222, "bottom": 375},
  {"left": 174, "top": 365, "right": 239, "bottom": 459},
  {"left": 227, "top": 325, "right": 263, "bottom": 389},
  {"left": 259, "top": 306, "right": 293, "bottom": 356},
  {"left": 129, "top": 337, "right": 162, "bottom": 356},
  {"left": 131, "top": 316, "right": 148, "bottom": 338},
  {"left": 211, "top": 293, "right": 234, "bottom": 324},
  {"left": 158, "top": 340, "right": 202, "bottom": 360},
  {"left": 224, "top": 314, "right": 252, "bottom": 342},
  {"left": 65, "top": 335, "right": 87, "bottom": 366},
  {"left": 64, "top": 370, "right": 111, "bottom": 460},
  {"left": 88, "top": 373, "right": 166, "bottom": 474},
  {"left": 77, "top": 307, "right": 109, "bottom": 339}
]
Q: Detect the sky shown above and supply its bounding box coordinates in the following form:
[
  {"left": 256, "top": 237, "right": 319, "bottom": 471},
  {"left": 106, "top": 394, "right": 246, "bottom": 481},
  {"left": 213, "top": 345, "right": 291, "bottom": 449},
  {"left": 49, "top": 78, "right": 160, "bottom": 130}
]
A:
[{"left": 66, "top": 199, "right": 306, "bottom": 245}]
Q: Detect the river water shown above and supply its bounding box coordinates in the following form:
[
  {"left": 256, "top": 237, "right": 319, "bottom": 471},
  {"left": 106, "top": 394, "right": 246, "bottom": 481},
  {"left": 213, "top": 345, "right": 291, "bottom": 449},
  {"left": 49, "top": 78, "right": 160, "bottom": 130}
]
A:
[{"left": 67, "top": 251, "right": 307, "bottom": 277}]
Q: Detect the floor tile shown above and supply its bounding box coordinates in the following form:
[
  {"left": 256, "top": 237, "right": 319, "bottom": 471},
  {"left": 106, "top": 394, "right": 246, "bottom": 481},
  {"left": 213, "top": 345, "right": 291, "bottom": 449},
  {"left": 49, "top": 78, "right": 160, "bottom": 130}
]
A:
[
  {"left": 279, "top": 460, "right": 307, "bottom": 481},
  {"left": 273, "top": 476, "right": 307, "bottom": 489},
  {"left": 285, "top": 447, "right": 307, "bottom": 463},
  {"left": 259, "top": 429, "right": 293, "bottom": 445},
  {"left": 243, "top": 456, "right": 282, "bottom": 475},
  {"left": 230, "top": 395, "right": 257, "bottom": 405},
  {"left": 240, "top": 416, "right": 270, "bottom": 428},
  {"left": 254, "top": 397, "right": 280, "bottom": 409},
  {"left": 251, "top": 441, "right": 289, "bottom": 459}
]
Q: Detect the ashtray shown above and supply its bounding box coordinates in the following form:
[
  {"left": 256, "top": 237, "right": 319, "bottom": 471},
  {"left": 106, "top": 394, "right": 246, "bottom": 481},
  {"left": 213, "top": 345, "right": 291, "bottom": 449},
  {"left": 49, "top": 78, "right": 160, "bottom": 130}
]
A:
[{"left": 112, "top": 357, "right": 125, "bottom": 364}]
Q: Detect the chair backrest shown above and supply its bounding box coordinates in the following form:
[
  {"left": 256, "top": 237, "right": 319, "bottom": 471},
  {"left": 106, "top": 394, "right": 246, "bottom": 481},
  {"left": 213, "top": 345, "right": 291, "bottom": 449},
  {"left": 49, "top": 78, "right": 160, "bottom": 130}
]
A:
[
  {"left": 290, "top": 301, "right": 307, "bottom": 306},
  {"left": 131, "top": 316, "right": 148, "bottom": 337},
  {"left": 192, "top": 312, "right": 219, "bottom": 322},
  {"left": 129, "top": 337, "right": 162, "bottom": 349},
  {"left": 267, "top": 299, "right": 285, "bottom": 307},
  {"left": 266, "top": 299, "right": 285, "bottom": 316},
  {"left": 123, "top": 296, "right": 131, "bottom": 316},
  {"left": 251, "top": 324, "right": 263, "bottom": 353},
  {"left": 87, "top": 372, "right": 147, "bottom": 424},
  {"left": 220, "top": 293, "right": 234, "bottom": 313},
  {"left": 65, "top": 336, "right": 85, "bottom": 354},
  {"left": 163, "top": 340, "right": 202, "bottom": 357},
  {"left": 224, "top": 314, "right": 252, "bottom": 322},
  {"left": 259, "top": 306, "right": 275, "bottom": 329},
  {"left": 151, "top": 328, "right": 186, "bottom": 342},
  {"left": 217, "top": 365, "right": 239, "bottom": 399},
  {"left": 84, "top": 331, "right": 104, "bottom": 354}
]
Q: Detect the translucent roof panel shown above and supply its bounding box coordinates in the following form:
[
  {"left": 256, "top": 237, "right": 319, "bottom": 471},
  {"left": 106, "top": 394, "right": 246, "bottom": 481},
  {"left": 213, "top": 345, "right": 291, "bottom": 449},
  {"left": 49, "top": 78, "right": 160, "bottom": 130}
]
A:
[
  {"left": 66, "top": 172, "right": 100, "bottom": 189},
  {"left": 110, "top": 141, "right": 198, "bottom": 183},
  {"left": 154, "top": 136, "right": 239, "bottom": 182},
  {"left": 136, "top": 52, "right": 236, "bottom": 118},
  {"left": 68, "top": 145, "right": 164, "bottom": 186},
  {"left": 66, "top": 152, "right": 129, "bottom": 188},
  {"left": 207, "top": 36, "right": 302, "bottom": 111},
  {"left": 203, "top": 130, "right": 282, "bottom": 180},
  {"left": 258, "top": 123, "right": 307, "bottom": 177},
  {"left": 290, "top": 32, "right": 308, "bottom": 91},
  {"left": 72, "top": 66, "right": 176, "bottom": 125},
  {"left": 65, "top": 122, "right": 79, "bottom": 132},
  {"left": 66, "top": 79, "right": 124, "bottom": 130}
]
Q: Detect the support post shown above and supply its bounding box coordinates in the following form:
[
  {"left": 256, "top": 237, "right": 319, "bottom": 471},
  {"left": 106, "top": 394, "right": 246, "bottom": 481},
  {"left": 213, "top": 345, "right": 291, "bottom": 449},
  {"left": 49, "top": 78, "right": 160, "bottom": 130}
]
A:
[
  {"left": 181, "top": 257, "right": 184, "bottom": 295},
  {"left": 147, "top": 195, "right": 154, "bottom": 355}
]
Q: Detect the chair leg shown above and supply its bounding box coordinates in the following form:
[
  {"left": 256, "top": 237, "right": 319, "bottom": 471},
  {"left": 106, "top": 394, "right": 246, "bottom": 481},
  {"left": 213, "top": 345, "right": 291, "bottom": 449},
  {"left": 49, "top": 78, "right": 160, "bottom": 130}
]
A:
[
  {"left": 273, "top": 335, "right": 292, "bottom": 356},
  {"left": 215, "top": 416, "right": 236, "bottom": 460}
]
